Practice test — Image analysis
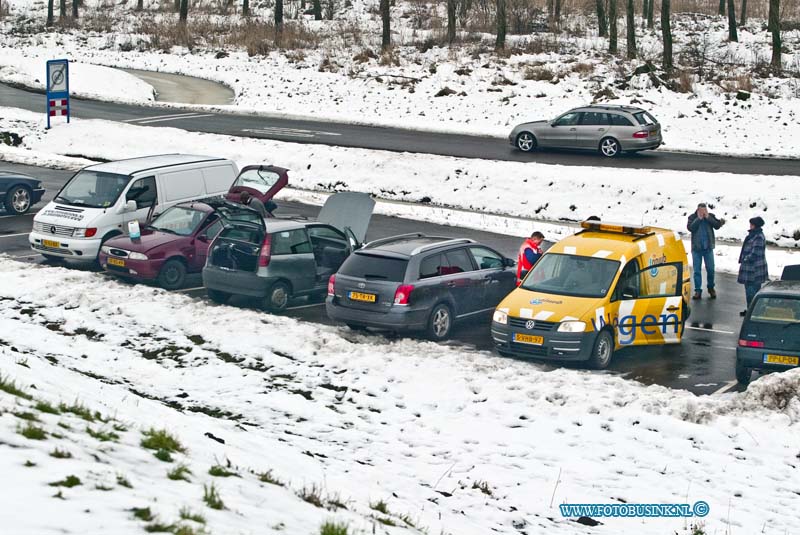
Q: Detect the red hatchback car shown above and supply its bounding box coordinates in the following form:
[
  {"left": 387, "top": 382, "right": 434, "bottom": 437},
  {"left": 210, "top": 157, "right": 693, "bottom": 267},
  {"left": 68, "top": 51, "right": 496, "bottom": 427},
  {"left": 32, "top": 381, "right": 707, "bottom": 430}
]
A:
[{"left": 99, "top": 165, "right": 287, "bottom": 289}]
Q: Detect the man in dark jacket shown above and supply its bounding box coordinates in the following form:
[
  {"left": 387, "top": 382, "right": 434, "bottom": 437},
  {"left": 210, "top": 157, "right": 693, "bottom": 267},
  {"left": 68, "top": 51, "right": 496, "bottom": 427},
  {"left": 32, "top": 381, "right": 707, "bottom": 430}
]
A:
[
  {"left": 738, "top": 216, "right": 768, "bottom": 316},
  {"left": 687, "top": 203, "right": 725, "bottom": 300}
]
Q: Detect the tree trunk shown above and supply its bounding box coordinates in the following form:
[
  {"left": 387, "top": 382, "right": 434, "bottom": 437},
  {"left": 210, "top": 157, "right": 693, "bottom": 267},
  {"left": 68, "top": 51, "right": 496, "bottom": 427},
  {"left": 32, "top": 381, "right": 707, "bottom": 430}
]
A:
[
  {"left": 661, "top": 0, "right": 672, "bottom": 71},
  {"left": 71, "top": 0, "right": 78, "bottom": 18},
  {"left": 47, "top": 0, "right": 54, "bottom": 26},
  {"left": 312, "top": 0, "right": 321, "bottom": 19},
  {"left": 718, "top": 0, "right": 725, "bottom": 15},
  {"left": 59, "top": 0, "right": 65, "bottom": 19},
  {"left": 726, "top": 0, "right": 737, "bottom": 40},
  {"left": 243, "top": 0, "right": 249, "bottom": 16},
  {"left": 495, "top": 0, "right": 506, "bottom": 49},
  {"left": 596, "top": 0, "right": 607, "bottom": 37},
  {"left": 447, "top": 0, "right": 456, "bottom": 44},
  {"left": 769, "top": 0, "right": 781, "bottom": 69},
  {"left": 380, "top": 0, "right": 390, "bottom": 50},
  {"left": 136, "top": 0, "right": 143, "bottom": 11},
  {"left": 275, "top": 0, "right": 283, "bottom": 27},
  {"left": 641, "top": 0, "right": 647, "bottom": 25},
  {"left": 179, "top": 0, "right": 187, "bottom": 22},
  {"left": 646, "top": 0, "right": 654, "bottom": 28},
  {"left": 739, "top": 0, "right": 746, "bottom": 26},
  {"left": 626, "top": 0, "right": 636, "bottom": 58},
  {"left": 553, "top": 0, "right": 561, "bottom": 32},
  {"left": 609, "top": 0, "right": 617, "bottom": 54}
]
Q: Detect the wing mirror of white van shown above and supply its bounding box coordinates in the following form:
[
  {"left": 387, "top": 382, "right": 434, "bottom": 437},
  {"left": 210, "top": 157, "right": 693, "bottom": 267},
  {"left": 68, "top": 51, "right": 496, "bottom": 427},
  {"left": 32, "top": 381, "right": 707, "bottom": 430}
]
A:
[{"left": 119, "top": 200, "right": 137, "bottom": 214}]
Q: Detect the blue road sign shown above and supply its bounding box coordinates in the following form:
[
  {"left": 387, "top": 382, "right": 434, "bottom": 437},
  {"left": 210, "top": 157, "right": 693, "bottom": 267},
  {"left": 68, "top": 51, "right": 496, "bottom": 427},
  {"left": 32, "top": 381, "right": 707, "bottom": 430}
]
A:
[{"left": 46, "top": 59, "right": 70, "bottom": 129}]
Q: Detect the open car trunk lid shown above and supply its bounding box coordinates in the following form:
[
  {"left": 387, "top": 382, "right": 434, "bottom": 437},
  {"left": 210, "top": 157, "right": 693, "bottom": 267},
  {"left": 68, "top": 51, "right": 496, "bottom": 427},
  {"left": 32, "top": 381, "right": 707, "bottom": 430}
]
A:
[
  {"left": 226, "top": 165, "right": 289, "bottom": 204},
  {"left": 317, "top": 192, "right": 375, "bottom": 245}
]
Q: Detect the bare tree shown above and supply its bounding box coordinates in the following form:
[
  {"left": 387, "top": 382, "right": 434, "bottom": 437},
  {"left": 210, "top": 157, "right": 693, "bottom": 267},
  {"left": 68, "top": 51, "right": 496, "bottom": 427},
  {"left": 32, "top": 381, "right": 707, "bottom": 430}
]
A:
[
  {"left": 596, "top": 0, "right": 608, "bottom": 37},
  {"left": 447, "top": 0, "right": 456, "bottom": 44},
  {"left": 71, "top": 0, "right": 78, "bottom": 18},
  {"left": 626, "top": 0, "right": 636, "bottom": 58},
  {"left": 59, "top": 0, "right": 65, "bottom": 19},
  {"left": 243, "top": 0, "right": 249, "bottom": 16},
  {"left": 312, "top": 0, "right": 322, "bottom": 19},
  {"left": 641, "top": 0, "right": 648, "bottom": 26},
  {"left": 718, "top": 0, "right": 725, "bottom": 15},
  {"left": 47, "top": 0, "right": 54, "bottom": 26},
  {"left": 136, "top": 0, "right": 143, "bottom": 11},
  {"left": 609, "top": 0, "right": 618, "bottom": 54},
  {"left": 647, "top": 0, "right": 654, "bottom": 28},
  {"left": 739, "top": 0, "right": 746, "bottom": 26},
  {"left": 496, "top": 0, "right": 507, "bottom": 48},
  {"left": 768, "top": 0, "right": 781, "bottom": 69},
  {"left": 275, "top": 0, "right": 284, "bottom": 27},
  {"left": 726, "top": 0, "right": 737, "bottom": 40},
  {"left": 380, "top": 0, "right": 390, "bottom": 50},
  {"left": 661, "top": 0, "right": 672, "bottom": 71},
  {"left": 179, "top": 0, "right": 187, "bottom": 22}
]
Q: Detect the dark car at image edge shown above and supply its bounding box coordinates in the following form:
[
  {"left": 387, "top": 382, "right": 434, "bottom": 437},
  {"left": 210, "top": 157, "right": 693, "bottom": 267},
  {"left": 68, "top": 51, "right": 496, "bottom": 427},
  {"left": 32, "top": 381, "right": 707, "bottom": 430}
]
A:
[{"left": 0, "top": 171, "right": 46, "bottom": 215}]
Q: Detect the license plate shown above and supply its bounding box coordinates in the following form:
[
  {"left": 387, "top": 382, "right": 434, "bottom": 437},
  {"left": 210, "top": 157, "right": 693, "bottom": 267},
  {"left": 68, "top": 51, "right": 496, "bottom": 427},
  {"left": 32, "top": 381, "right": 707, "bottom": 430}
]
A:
[
  {"left": 514, "top": 333, "right": 544, "bottom": 345},
  {"left": 42, "top": 239, "right": 61, "bottom": 248},
  {"left": 108, "top": 257, "right": 126, "bottom": 267},
  {"left": 763, "top": 354, "right": 799, "bottom": 366},
  {"left": 649, "top": 129, "right": 657, "bottom": 137},
  {"left": 348, "top": 291, "right": 376, "bottom": 303}
]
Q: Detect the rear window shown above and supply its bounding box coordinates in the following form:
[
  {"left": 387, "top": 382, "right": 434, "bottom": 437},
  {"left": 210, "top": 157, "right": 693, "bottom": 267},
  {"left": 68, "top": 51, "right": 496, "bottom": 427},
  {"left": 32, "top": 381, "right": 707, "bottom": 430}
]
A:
[
  {"left": 218, "top": 225, "right": 263, "bottom": 244},
  {"left": 633, "top": 111, "right": 658, "bottom": 125},
  {"left": 608, "top": 114, "right": 633, "bottom": 126},
  {"left": 750, "top": 296, "right": 800, "bottom": 323},
  {"left": 339, "top": 253, "right": 409, "bottom": 282}
]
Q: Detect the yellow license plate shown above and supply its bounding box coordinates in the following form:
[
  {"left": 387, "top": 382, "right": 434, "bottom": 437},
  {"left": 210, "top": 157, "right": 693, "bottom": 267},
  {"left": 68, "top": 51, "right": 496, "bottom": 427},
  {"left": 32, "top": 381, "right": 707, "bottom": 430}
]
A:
[
  {"left": 764, "top": 354, "right": 799, "bottom": 366},
  {"left": 108, "top": 257, "right": 126, "bottom": 267},
  {"left": 514, "top": 333, "right": 544, "bottom": 345},
  {"left": 348, "top": 291, "right": 376, "bottom": 303},
  {"left": 42, "top": 239, "right": 61, "bottom": 248}
]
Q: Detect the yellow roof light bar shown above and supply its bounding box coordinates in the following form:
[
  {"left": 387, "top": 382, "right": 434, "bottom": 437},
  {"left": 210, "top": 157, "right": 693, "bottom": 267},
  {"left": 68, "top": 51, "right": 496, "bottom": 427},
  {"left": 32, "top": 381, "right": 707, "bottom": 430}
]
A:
[{"left": 580, "top": 220, "right": 652, "bottom": 235}]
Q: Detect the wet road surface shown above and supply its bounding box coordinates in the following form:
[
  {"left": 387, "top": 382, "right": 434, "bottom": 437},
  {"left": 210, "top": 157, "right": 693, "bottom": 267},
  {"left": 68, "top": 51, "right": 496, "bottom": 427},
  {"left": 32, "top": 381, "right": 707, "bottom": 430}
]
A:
[
  {"left": 0, "top": 161, "right": 752, "bottom": 396},
  {"left": 122, "top": 69, "right": 235, "bottom": 106}
]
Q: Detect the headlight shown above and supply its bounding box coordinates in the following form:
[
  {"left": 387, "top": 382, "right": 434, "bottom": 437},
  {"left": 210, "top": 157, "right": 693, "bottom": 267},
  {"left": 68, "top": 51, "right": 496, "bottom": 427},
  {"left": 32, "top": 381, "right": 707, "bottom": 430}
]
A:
[
  {"left": 492, "top": 310, "right": 508, "bottom": 324},
  {"left": 100, "top": 246, "right": 112, "bottom": 255},
  {"left": 129, "top": 252, "right": 148, "bottom": 261},
  {"left": 557, "top": 321, "right": 586, "bottom": 333}
]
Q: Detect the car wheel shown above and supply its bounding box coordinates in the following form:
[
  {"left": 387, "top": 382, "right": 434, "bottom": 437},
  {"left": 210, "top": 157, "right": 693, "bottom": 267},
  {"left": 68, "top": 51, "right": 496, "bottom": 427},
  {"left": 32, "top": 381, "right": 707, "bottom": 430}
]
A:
[
  {"left": 426, "top": 303, "right": 453, "bottom": 341},
  {"left": 4, "top": 185, "right": 32, "bottom": 215},
  {"left": 599, "top": 137, "right": 621, "bottom": 158},
  {"left": 587, "top": 329, "right": 614, "bottom": 369},
  {"left": 346, "top": 323, "right": 367, "bottom": 331},
  {"left": 156, "top": 259, "right": 187, "bottom": 291},
  {"left": 735, "top": 361, "right": 752, "bottom": 386},
  {"left": 207, "top": 289, "right": 230, "bottom": 304},
  {"left": 41, "top": 254, "right": 62, "bottom": 263},
  {"left": 265, "top": 281, "right": 291, "bottom": 313},
  {"left": 515, "top": 132, "right": 537, "bottom": 153}
]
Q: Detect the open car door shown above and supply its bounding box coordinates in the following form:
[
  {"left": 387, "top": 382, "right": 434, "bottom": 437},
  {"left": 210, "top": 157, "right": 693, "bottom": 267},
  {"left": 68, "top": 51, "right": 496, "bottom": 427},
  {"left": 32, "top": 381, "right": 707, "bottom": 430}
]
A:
[
  {"left": 317, "top": 192, "right": 375, "bottom": 247},
  {"left": 226, "top": 165, "right": 289, "bottom": 208}
]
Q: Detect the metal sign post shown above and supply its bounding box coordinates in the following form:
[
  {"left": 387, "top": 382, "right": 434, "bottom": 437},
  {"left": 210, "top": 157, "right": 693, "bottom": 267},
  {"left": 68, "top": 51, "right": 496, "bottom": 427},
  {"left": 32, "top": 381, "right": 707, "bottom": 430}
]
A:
[{"left": 46, "top": 59, "right": 70, "bottom": 129}]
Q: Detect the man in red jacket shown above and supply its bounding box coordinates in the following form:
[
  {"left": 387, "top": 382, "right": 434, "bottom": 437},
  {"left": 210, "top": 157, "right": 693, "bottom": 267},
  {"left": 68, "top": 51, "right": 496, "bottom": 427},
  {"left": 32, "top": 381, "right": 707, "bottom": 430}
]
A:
[{"left": 517, "top": 231, "right": 544, "bottom": 284}]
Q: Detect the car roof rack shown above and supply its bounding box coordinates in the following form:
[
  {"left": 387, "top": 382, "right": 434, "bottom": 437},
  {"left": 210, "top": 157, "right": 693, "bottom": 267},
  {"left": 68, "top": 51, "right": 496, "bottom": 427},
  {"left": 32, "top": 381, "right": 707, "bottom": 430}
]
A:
[
  {"left": 362, "top": 233, "right": 430, "bottom": 249},
  {"left": 410, "top": 238, "right": 475, "bottom": 255}
]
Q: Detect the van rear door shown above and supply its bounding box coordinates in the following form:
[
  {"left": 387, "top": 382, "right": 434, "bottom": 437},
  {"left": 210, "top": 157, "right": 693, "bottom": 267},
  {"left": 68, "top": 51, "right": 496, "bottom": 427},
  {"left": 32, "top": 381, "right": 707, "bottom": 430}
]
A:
[{"left": 317, "top": 192, "right": 375, "bottom": 244}]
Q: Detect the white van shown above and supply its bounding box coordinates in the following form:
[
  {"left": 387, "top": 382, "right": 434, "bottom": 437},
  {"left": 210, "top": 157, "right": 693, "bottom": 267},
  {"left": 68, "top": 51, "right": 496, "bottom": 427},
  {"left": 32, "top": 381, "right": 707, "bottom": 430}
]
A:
[{"left": 29, "top": 154, "right": 238, "bottom": 261}]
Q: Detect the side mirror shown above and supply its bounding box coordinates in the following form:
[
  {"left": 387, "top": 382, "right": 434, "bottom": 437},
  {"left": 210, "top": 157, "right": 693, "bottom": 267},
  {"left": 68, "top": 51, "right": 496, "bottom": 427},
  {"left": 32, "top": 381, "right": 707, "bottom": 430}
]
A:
[
  {"left": 550, "top": 121, "right": 557, "bottom": 127},
  {"left": 503, "top": 257, "right": 516, "bottom": 267},
  {"left": 197, "top": 234, "right": 209, "bottom": 243},
  {"left": 123, "top": 200, "right": 137, "bottom": 213}
]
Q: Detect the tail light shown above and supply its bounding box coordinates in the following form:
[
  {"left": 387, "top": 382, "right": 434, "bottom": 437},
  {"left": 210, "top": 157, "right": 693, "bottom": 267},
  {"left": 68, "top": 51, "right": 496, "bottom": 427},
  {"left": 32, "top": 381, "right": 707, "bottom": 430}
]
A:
[
  {"left": 328, "top": 274, "right": 335, "bottom": 296},
  {"left": 738, "top": 339, "right": 764, "bottom": 348},
  {"left": 633, "top": 131, "right": 649, "bottom": 139},
  {"left": 258, "top": 233, "right": 272, "bottom": 267},
  {"left": 393, "top": 284, "right": 414, "bottom": 305}
]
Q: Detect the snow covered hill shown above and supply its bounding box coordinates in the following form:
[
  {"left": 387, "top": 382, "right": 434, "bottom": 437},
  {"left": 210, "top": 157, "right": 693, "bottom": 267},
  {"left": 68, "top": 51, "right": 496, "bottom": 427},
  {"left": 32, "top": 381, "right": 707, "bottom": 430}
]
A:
[{"left": 1, "top": 258, "right": 800, "bottom": 534}]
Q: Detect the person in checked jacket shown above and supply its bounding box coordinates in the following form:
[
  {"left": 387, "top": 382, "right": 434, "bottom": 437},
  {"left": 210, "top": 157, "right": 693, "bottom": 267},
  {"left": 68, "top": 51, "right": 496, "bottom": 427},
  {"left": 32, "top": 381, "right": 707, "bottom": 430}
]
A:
[{"left": 738, "top": 216, "right": 768, "bottom": 316}]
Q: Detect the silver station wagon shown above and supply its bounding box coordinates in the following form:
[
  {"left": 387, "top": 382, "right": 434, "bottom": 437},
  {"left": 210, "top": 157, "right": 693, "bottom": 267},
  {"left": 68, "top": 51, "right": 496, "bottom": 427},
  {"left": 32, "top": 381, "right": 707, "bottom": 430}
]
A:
[{"left": 509, "top": 105, "right": 663, "bottom": 157}]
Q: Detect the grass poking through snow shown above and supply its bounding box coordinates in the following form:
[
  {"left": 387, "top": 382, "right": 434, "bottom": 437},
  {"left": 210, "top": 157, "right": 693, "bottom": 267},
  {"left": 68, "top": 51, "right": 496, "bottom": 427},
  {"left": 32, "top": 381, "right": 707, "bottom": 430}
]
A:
[
  {"left": 168, "top": 464, "right": 192, "bottom": 481},
  {"left": 257, "top": 469, "right": 284, "bottom": 486},
  {"left": 320, "top": 521, "right": 349, "bottom": 535},
  {"left": 86, "top": 426, "right": 120, "bottom": 442},
  {"left": 203, "top": 483, "right": 224, "bottom": 510},
  {"left": 179, "top": 507, "right": 206, "bottom": 524},
  {"left": 49, "top": 475, "right": 81, "bottom": 488},
  {"left": 0, "top": 374, "right": 33, "bottom": 400},
  {"left": 141, "top": 428, "right": 185, "bottom": 453},
  {"left": 50, "top": 447, "right": 72, "bottom": 459},
  {"left": 35, "top": 400, "right": 60, "bottom": 414},
  {"left": 117, "top": 474, "right": 133, "bottom": 488},
  {"left": 208, "top": 464, "right": 237, "bottom": 477},
  {"left": 131, "top": 506, "right": 154, "bottom": 521},
  {"left": 18, "top": 422, "right": 47, "bottom": 440},
  {"left": 58, "top": 400, "right": 105, "bottom": 422}
]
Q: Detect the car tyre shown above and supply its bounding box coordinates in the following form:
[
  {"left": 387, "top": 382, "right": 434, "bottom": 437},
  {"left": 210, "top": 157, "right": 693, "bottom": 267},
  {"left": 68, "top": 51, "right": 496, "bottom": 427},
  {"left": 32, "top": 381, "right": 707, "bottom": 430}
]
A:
[
  {"left": 207, "top": 289, "right": 230, "bottom": 304},
  {"left": 515, "top": 132, "right": 537, "bottom": 153},
  {"left": 426, "top": 303, "right": 453, "bottom": 341},
  {"left": 587, "top": 329, "right": 614, "bottom": 369},
  {"left": 41, "top": 254, "right": 62, "bottom": 263},
  {"left": 4, "top": 185, "right": 32, "bottom": 215},
  {"left": 735, "top": 361, "right": 752, "bottom": 386},
  {"left": 599, "top": 137, "right": 621, "bottom": 158},
  {"left": 265, "top": 281, "right": 291, "bottom": 313},
  {"left": 157, "top": 259, "right": 187, "bottom": 291}
]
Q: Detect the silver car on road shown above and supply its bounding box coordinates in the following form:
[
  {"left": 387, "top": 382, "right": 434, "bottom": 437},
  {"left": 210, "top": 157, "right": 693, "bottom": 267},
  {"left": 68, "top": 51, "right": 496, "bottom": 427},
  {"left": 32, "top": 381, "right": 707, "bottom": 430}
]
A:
[{"left": 509, "top": 105, "right": 663, "bottom": 157}]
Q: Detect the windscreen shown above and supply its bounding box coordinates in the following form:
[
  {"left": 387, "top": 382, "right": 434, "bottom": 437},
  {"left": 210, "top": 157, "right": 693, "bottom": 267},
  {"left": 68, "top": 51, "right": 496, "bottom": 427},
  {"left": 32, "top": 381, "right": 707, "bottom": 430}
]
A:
[
  {"left": 521, "top": 253, "right": 620, "bottom": 298},
  {"left": 750, "top": 296, "right": 800, "bottom": 324},
  {"left": 338, "top": 253, "right": 408, "bottom": 282},
  {"left": 232, "top": 168, "right": 280, "bottom": 195},
  {"left": 56, "top": 171, "right": 130, "bottom": 208},
  {"left": 149, "top": 206, "right": 206, "bottom": 236}
]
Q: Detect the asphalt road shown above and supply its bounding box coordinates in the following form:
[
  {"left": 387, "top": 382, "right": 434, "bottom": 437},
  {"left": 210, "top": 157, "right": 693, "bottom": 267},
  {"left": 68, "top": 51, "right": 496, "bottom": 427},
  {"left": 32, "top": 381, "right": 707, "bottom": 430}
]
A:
[
  {"left": 2, "top": 83, "right": 799, "bottom": 175},
  {"left": 0, "top": 161, "right": 749, "bottom": 396}
]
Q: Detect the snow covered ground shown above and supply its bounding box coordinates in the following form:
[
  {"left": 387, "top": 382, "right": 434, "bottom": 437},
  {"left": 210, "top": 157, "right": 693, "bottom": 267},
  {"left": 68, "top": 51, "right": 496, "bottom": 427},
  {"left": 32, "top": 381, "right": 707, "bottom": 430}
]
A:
[
  {"left": 1, "top": 2, "right": 799, "bottom": 157},
  {"left": 1, "top": 258, "right": 800, "bottom": 534},
  {"left": 2, "top": 105, "right": 799, "bottom": 275}
]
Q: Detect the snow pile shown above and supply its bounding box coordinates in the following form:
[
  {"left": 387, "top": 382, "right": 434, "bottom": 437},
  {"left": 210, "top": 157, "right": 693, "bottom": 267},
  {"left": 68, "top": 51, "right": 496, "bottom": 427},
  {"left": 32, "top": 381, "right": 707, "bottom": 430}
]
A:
[
  {"left": 0, "top": 6, "right": 798, "bottom": 157},
  {"left": 1, "top": 258, "right": 800, "bottom": 534}
]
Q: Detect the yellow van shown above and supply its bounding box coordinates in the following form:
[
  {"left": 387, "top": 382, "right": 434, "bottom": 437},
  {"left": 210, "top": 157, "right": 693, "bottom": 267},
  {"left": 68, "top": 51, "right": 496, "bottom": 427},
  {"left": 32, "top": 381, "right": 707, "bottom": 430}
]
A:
[{"left": 491, "top": 220, "right": 691, "bottom": 368}]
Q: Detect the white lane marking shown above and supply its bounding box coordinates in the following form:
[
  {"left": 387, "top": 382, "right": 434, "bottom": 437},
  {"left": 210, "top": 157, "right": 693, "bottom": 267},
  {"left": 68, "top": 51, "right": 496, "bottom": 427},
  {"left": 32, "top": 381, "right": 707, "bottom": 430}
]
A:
[
  {"left": 176, "top": 286, "right": 205, "bottom": 293},
  {"left": 686, "top": 326, "right": 735, "bottom": 334},
  {"left": 136, "top": 114, "right": 215, "bottom": 125},
  {"left": 711, "top": 380, "right": 738, "bottom": 395},
  {"left": 242, "top": 127, "right": 342, "bottom": 137},
  {"left": 0, "top": 232, "right": 31, "bottom": 238},
  {"left": 287, "top": 302, "right": 325, "bottom": 310},
  {"left": 122, "top": 112, "right": 204, "bottom": 123}
]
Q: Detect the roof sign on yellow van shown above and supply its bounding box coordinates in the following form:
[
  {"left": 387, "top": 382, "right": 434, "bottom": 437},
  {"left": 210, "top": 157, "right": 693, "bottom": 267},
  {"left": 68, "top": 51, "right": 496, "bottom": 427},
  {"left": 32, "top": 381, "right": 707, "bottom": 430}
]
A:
[{"left": 580, "top": 220, "right": 652, "bottom": 235}]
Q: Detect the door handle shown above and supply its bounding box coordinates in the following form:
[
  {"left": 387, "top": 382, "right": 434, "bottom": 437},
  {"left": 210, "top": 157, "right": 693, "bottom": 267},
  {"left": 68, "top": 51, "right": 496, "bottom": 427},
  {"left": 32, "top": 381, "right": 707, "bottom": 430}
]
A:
[
  {"left": 483, "top": 276, "right": 499, "bottom": 284},
  {"left": 569, "top": 128, "right": 576, "bottom": 131},
  {"left": 598, "top": 128, "right": 605, "bottom": 131},
  {"left": 666, "top": 306, "right": 680, "bottom": 312},
  {"left": 446, "top": 281, "right": 456, "bottom": 288}
]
